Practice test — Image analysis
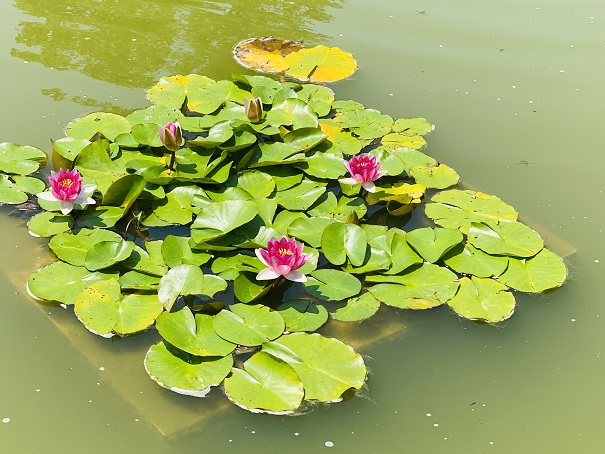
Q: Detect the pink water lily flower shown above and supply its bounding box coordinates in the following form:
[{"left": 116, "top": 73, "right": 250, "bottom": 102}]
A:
[
  {"left": 37, "top": 168, "right": 96, "bottom": 215},
  {"left": 255, "top": 236, "right": 313, "bottom": 283},
  {"left": 339, "top": 153, "right": 386, "bottom": 193},
  {"left": 157, "top": 121, "right": 182, "bottom": 152}
]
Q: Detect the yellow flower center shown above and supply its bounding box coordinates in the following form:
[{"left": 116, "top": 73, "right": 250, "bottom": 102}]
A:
[
  {"left": 59, "top": 178, "right": 74, "bottom": 188},
  {"left": 278, "top": 248, "right": 294, "bottom": 256}
]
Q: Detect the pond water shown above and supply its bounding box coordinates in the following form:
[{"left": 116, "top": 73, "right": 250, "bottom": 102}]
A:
[{"left": 1, "top": 0, "right": 604, "bottom": 452}]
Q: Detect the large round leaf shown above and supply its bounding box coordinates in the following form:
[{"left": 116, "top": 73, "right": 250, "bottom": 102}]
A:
[
  {"left": 284, "top": 46, "right": 358, "bottom": 82},
  {"left": 447, "top": 277, "right": 515, "bottom": 323},
  {"left": 331, "top": 292, "right": 380, "bottom": 322},
  {"left": 27, "top": 211, "right": 73, "bottom": 238},
  {"left": 496, "top": 248, "right": 567, "bottom": 293},
  {"left": 155, "top": 307, "right": 235, "bottom": 356},
  {"left": 386, "top": 230, "right": 424, "bottom": 274},
  {"left": 409, "top": 164, "right": 459, "bottom": 189},
  {"left": 27, "top": 261, "right": 118, "bottom": 305},
  {"left": 147, "top": 74, "right": 215, "bottom": 109},
  {"left": 467, "top": 221, "right": 543, "bottom": 258},
  {"left": 442, "top": 243, "right": 509, "bottom": 278},
  {"left": 321, "top": 222, "right": 368, "bottom": 266},
  {"left": 233, "top": 37, "right": 303, "bottom": 73},
  {"left": 263, "top": 332, "right": 366, "bottom": 402},
  {"left": 425, "top": 189, "right": 518, "bottom": 233},
  {"left": 224, "top": 351, "right": 304, "bottom": 414},
  {"left": 66, "top": 112, "right": 131, "bottom": 141},
  {"left": 212, "top": 304, "right": 284, "bottom": 346},
  {"left": 74, "top": 279, "right": 163, "bottom": 337},
  {"left": 265, "top": 99, "right": 319, "bottom": 129},
  {"left": 145, "top": 341, "right": 232, "bottom": 397},
  {"left": 0, "top": 175, "right": 45, "bottom": 204},
  {"left": 158, "top": 264, "right": 227, "bottom": 309},
  {"left": 304, "top": 269, "right": 362, "bottom": 302},
  {"left": 191, "top": 200, "right": 259, "bottom": 243},
  {"left": 84, "top": 239, "right": 135, "bottom": 271},
  {"left": 0, "top": 142, "right": 47, "bottom": 175},
  {"left": 367, "top": 263, "right": 460, "bottom": 309},
  {"left": 49, "top": 229, "right": 123, "bottom": 266},
  {"left": 276, "top": 300, "right": 328, "bottom": 332},
  {"left": 405, "top": 227, "right": 463, "bottom": 263}
]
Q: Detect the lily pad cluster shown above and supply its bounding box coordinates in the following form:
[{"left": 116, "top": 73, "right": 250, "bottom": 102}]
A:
[
  {"left": 6, "top": 71, "right": 567, "bottom": 414},
  {"left": 233, "top": 37, "right": 358, "bottom": 83}
]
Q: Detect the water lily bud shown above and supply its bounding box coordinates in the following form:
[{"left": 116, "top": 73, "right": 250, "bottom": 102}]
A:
[
  {"left": 157, "top": 121, "right": 182, "bottom": 151},
  {"left": 244, "top": 97, "right": 263, "bottom": 123}
]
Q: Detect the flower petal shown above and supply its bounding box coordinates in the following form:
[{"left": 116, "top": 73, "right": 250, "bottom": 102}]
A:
[
  {"left": 284, "top": 270, "right": 307, "bottom": 282},
  {"left": 255, "top": 248, "right": 270, "bottom": 266},
  {"left": 256, "top": 267, "right": 282, "bottom": 280},
  {"left": 338, "top": 177, "right": 359, "bottom": 186},
  {"left": 37, "top": 192, "right": 59, "bottom": 202},
  {"left": 59, "top": 201, "right": 74, "bottom": 215},
  {"left": 361, "top": 181, "right": 377, "bottom": 192}
]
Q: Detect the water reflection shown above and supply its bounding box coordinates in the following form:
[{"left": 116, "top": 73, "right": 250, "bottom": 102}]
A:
[{"left": 11, "top": 0, "right": 344, "bottom": 89}]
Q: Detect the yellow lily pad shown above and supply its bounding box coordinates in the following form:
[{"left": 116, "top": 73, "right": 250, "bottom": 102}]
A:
[
  {"left": 284, "top": 45, "right": 358, "bottom": 82},
  {"left": 233, "top": 37, "right": 303, "bottom": 73}
]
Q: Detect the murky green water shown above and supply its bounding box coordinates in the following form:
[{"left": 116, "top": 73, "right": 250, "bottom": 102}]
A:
[{"left": 1, "top": 0, "right": 604, "bottom": 452}]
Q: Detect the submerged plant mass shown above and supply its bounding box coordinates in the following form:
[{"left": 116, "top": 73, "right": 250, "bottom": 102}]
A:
[{"left": 1, "top": 71, "right": 568, "bottom": 414}]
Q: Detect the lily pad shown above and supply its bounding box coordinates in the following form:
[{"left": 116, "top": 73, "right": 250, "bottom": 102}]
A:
[
  {"left": 0, "top": 142, "right": 47, "bottom": 175},
  {"left": 367, "top": 263, "right": 460, "bottom": 309},
  {"left": 284, "top": 45, "right": 358, "bottom": 82},
  {"left": 409, "top": 164, "right": 460, "bottom": 189},
  {"left": 442, "top": 243, "right": 509, "bottom": 278},
  {"left": 158, "top": 264, "right": 227, "bottom": 310},
  {"left": 27, "top": 211, "right": 73, "bottom": 238},
  {"left": 467, "top": 221, "right": 544, "bottom": 258},
  {"left": 145, "top": 341, "right": 233, "bottom": 397},
  {"left": 84, "top": 239, "right": 135, "bottom": 271},
  {"left": 405, "top": 227, "right": 463, "bottom": 263},
  {"left": 321, "top": 222, "right": 368, "bottom": 266},
  {"left": 74, "top": 279, "right": 163, "bottom": 337},
  {"left": 0, "top": 175, "right": 45, "bottom": 204},
  {"left": 496, "top": 248, "right": 567, "bottom": 293},
  {"left": 66, "top": 112, "right": 131, "bottom": 141},
  {"left": 49, "top": 229, "right": 123, "bottom": 266},
  {"left": 233, "top": 37, "right": 304, "bottom": 73},
  {"left": 304, "top": 269, "right": 362, "bottom": 302},
  {"left": 213, "top": 303, "right": 285, "bottom": 347},
  {"left": 447, "top": 276, "right": 516, "bottom": 323},
  {"left": 224, "top": 351, "right": 304, "bottom": 414},
  {"left": 276, "top": 299, "right": 329, "bottom": 332},
  {"left": 331, "top": 292, "right": 381, "bottom": 322},
  {"left": 155, "top": 307, "right": 235, "bottom": 357},
  {"left": 263, "top": 332, "right": 366, "bottom": 402}
]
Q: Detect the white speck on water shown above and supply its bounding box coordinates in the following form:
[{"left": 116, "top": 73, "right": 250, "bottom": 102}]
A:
[
  {"left": 489, "top": 441, "right": 494, "bottom": 445},
  {"left": 559, "top": 70, "right": 565, "bottom": 73},
  {"left": 338, "top": 33, "right": 343, "bottom": 37},
  {"left": 294, "top": 432, "right": 300, "bottom": 436},
  {"left": 251, "top": 431, "right": 256, "bottom": 434},
  {"left": 325, "top": 441, "right": 334, "bottom": 448},
  {"left": 439, "top": 44, "right": 444, "bottom": 48},
  {"left": 132, "top": 38, "right": 137, "bottom": 41},
  {"left": 595, "top": 260, "right": 600, "bottom": 263},
  {"left": 35, "top": 389, "right": 40, "bottom": 392},
  {"left": 512, "top": 85, "right": 516, "bottom": 88},
  {"left": 228, "top": 439, "right": 233, "bottom": 443},
  {"left": 426, "top": 413, "right": 432, "bottom": 417},
  {"left": 88, "top": 400, "right": 92, "bottom": 403},
  {"left": 434, "top": 423, "right": 439, "bottom": 427},
  {"left": 571, "top": 319, "right": 576, "bottom": 322},
  {"left": 84, "top": 37, "right": 90, "bottom": 40},
  {"left": 135, "top": 419, "right": 139, "bottom": 422},
  {"left": 389, "top": 93, "right": 394, "bottom": 96},
  {"left": 2, "top": 418, "right": 10, "bottom": 423},
  {"left": 99, "top": 367, "right": 105, "bottom": 371}
]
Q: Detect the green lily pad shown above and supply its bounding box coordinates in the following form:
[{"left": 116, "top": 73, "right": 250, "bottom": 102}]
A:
[
  {"left": 304, "top": 269, "right": 362, "bottom": 302},
  {"left": 276, "top": 299, "right": 329, "bottom": 332},
  {"left": 191, "top": 200, "right": 259, "bottom": 243},
  {"left": 367, "top": 263, "right": 460, "bottom": 309},
  {"left": 211, "top": 253, "right": 263, "bottom": 280},
  {"left": 27, "top": 261, "right": 117, "bottom": 305},
  {"left": 51, "top": 138, "right": 91, "bottom": 161},
  {"left": 296, "top": 151, "right": 345, "bottom": 180},
  {"left": 74, "top": 279, "right": 163, "bottom": 337},
  {"left": 145, "top": 341, "right": 233, "bottom": 397},
  {"left": 224, "top": 351, "right": 304, "bottom": 414},
  {"left": 405, "top": 227, "right": 463, "bottom": 263},
  {"left": 442, "top": 243, "right": 509, "bottom": 278},
  {"left": 273, "top": 180, "right": 326, "bottom": 211},
  {"left": 213, "top": 303, "right": 285, "bottom": 346},
  {"left": 425, "top": 189, "right": 518, "bottom": 233},
  {"left": 0, "top": 175, "right": 45, "bottom": 204},
  {"left": 158, "top": 264, "right": 227, "bottom": 310},
  {"left": 27, "top": 211, "right": 74, "bottom": 238},
  {"left": 118, "top": 271, "right": 161, "bottom": 290},
  {"left": 385, "top": 230, "right": 424, "bottom": 274},
  {"left": 49, "top": 229, "right": 123, "bottom": 266},
  {"left": 447, "top": 276, "right": 515, "bottom": 323},
  {"left": 321, "top": 222, "right": 368, "bottom": 266},
  {"left": 155, "top": 307, "right": 235, "bottom": 357},
  {"left": 233, "top": 272, "right": 271, "bottom": 303},
  {"left": 66, "top": 112, "right": 131, "bottom": 141},
  {"left": 331, "top": 292, "right": 381, "bottom": 322},
  {"left": 122, "top": 244, "right": 168, "bottom": 277},
  {"left": 0, "top": 142, "right": 47, "bottom": 175},
  {"left": 236, "top": 170, "right": 275, "bottom": 199},
  {"left": 496, "top": 248, "right": 567, "bottom": 293},
  {"left": 468, "top": 221, "right": 544, "bottom": 258},
  {"left": 409, "top": 164, "right": 460, "bottom": 189},
  {"left": 287, "top": 216, "right": 338, "bottom": 248},
  {"left": 266, "top": 98, "right": 318, "bottom": 129},
  {"left": 263, "top": 332, "right": 366, "bottom": 402},
  {"left": 84, "top": 239, "right": 136, "bottom": 271},
  {"left": 147, "top": 74, "right": 215, "bottom": 110},
  {"left": 393, "top": 117, "right": 434, "bottom": 135},
  {"left": 161, "top": 235, "right": 212, "bottom": 268}
]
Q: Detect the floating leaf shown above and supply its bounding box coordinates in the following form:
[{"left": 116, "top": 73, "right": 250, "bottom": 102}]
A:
[
  {"left": 147, "top": 74, "right": 215, "bottom": 109},
  {"left": 145, "top": 341, "right": 233, "bottom": 397},
  {"left": 321, "top": 222, "right": 368, "bottom": 266},
  {"left": 233, "top": 37, "right": 303, "bottom": 73},
  {"left": 161, "top": 235, "right": 212, "bottom": 268},
  {"left": 276, "top": 299, "right": 328, "bottom": 332},
  {"left": 0, "top": 175, "right": 45, "bottom": 204},
  {"left": 425, "top": 189, "right": 518, "bottom": 233},
  {"left": 51, "top": 138, "right": 91, "bottom": 161},
  {"left": 442, "top": 243, "right": 509, "bottom": 278},
  {"left": 284, "top": 45, "right": 357, "bottom": 82},
  {"left": 84, "top": 239, "right": 135, "bottom": 271},
  {"left": 409, "top": 164, "right": 460, "bottom": 189},
  {"left": 0, "top": 142, "right": 47, "bottom": 175},
  {"left": 191, "top": 200, "right": 259, "bottom": 243},
  {"left": 118, "top": 271, "right": 161, "bottom": 290},
  {"left": 385, "top": 230, "right": 424, "bottom": 274},
  {"left": 331, "top": 292, "right": 380, "bottom": 322},
  {"left": 27, "top": 211, "right": 73, "bottom": 238},
  {"left": 266, "top": 98, "right": 319, "bottom": 129},
  {"left": 496, "top": 248, "right": 567, "bottom": 293},
  {"left": 367, "top": 263, "right": 460, "bottom": 309},
  {"left": 304, "top": 269, "right": 362, "bottom": 301},
  {"left": 468, "top": 221, "right": 543, "bottom": 258},
  {"left": 213, "top": 304, "right": 285, "bottom": 346},
  {"left": 49, "top": 229, "right": 123, "bottom": 266},
  {"left": 447, "top": 277, "right": 515, "bottom": 323},
  {"left": 393, "top": 117, "right": 434, "bottom": 135},
  {"left": 66, "top": 112, "right": 131, "bottom": 141},
  {"left": 27, "top": 261, "right": 117, "bottom": 305},
  {"left": 405, "top": 227, "right": 463, "bottom": 263},
  {"left": 155, "top": 307, "right": 235, "bottom": 357},
  {"left": 158, "top": 264, "right": 227, "bottom": 310},
  {"left": 74, "top": 279, "right": 163, "bottom": 337},
  {"left": 263, "top": 332, "right": 366, "bottom": 402},
  {"left": 224, "top": 351, "right": 303, "bottom": 414}
]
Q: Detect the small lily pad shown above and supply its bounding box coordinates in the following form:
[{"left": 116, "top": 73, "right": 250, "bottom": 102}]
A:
[
  {"left": 213, "top": 303, "right": 285, "bottom": 346},
  {"left": 276, "top": 299, "right": 329, "bottom": 332},
  {"left": 331, "top": 292, "right": 380, "bottom": 322},
  {"left": 447, "top": 276, "right": 516, "bottom": 323},
  {"left": 496, "top": 248, "right": 567, "bottom": 293},
  {"left": 0, "top": 142, "right": 47, "bottom": 175},
  {"left": 405, "top": 227, "right": 463, "bottom": 263},
  {"left": 304, "top": 269, "right": 362, "bottom": 302}
]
